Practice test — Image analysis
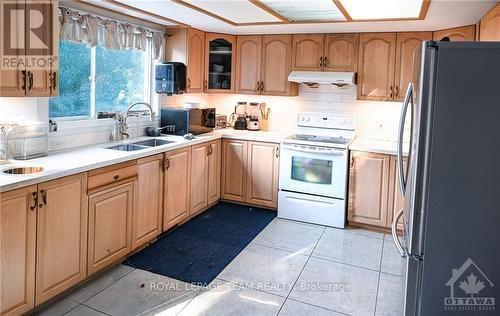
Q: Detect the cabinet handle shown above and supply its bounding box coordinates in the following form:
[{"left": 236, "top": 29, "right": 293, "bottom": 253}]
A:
[
  {"left": 320, "top": 56, "right": 324, "bottom": 67},
  {"left": 394, "top": 85, "right": 399, "bottom": 98},
  {"left": 204, "top": 80, "right": 208, "bottom": 91},
  {"left": 323, "top": 56, "right": 328, "bottom": 67},
  {"left": 51, "top": 71, "right": 57, "bottom": 92},
  {"left": 165, "top": 158, "right": 171, "bottom": 170},
  {"left": 275, "top": 146, "right": 280, "bottom": 158},
  {"left": 389, "top": 85, "right": 393, "bottom": 99},
  {"left": 113, "top": 175, "right": 120, "bottom": 181},
  {"left": 260, "top": 81, "right": 264, "bottom": 92},
  {"left": 28, "top": 71, "right": 33, "bottom": 91},
  {"left": 21, "top": 70, "right": 26, "bottom": 91},
  {"left": 39, "top": 190, "right": 47, "bottom": 208},
  {"left": 256, "top": 81, "right": 260, "bottom": 92},
  {"left": 350, "top": 156, "right": 355, "bottom": 168},
  {"left": 160, "top": 158, "right": 165, "bottom": 172},
  {"left": 187, "top": 78, "right": 191, "bottom": 88},
  {"left": 30, "top": 191, "right": 38, "bottom": 211},
  {"left": 210, "top": 145, "right": 213, "bottom": 155},
  {"left": 206, "top": 145, "right": 211, "bottom": 156}
]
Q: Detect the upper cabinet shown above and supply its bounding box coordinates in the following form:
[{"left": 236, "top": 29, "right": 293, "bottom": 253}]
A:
[
  {"left": 235, "top": 36, "right": 262, "bottom": 94},
  {"left": 394, "top": 32, "right": 432, "bottom": 101},
  {"left": 357, "top": 33, "right": 397, "bottom": 101},
  {"left": 433, "top": 25, "right": 476, "bottom": 41},
  {"left": 292, "top": 34, "right": 358, "bottom": 72},
  {"left": 479, "top": 4, "right": 500, "bottom": 41},
  {"left": 0, "top": 0, "right": 59, "bottom": 97},
  {"left": 205, "top": 33, "right": 236, "bottom": 93},
  {"left": 323, "top": 34, "right": 359, "bottom": 72}
]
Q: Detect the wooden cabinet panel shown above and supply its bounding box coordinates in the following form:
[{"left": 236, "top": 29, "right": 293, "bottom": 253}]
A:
[
  {"left": 348, "top": 151, "right": 390, "bottom": 227},
  {"left": 88, "top": 181, "right": 133, "bottom": 275},
  {"left": 204, "top": 33, "right": 236, "bottom": 93},
  {"left": 433, "top": 25, "right": 476, "bottom": 41},
  {"left": 324, "top": 34, "right": 358, "bottom": 72},
  {"left": 236, "top": 36, "right": 262, "bottom": 94},
  {"left": 0, "top": 186, "right": 37, "bottom": 315},
  {"left": 187, "top": 28, "right": 205, "bottom": 93},
  {"left": 36, "top": 174, "right": 88, "bottom": 304},
  {"left": 261, "top": 35, "right": 296, "bottom": 96},
  {"left": 221, "top": 139, "right": 248, "bottom": 202},
  {"left": 387, "top": 156, "right": 407, "bottom": 230},
  {"left": 191, "top": 143, "right": 209, "bottom": 215},
  {"left": 480, "top": 4, "right": 500, "bottom": 41},
  {"left": 207, "top": 140, "right": 221, "bottom": 205},
  {"left": 246, "top": 142, "right": 279, "bottom": 208},
  {"left": 133, "top": 155, "right": 163, "bottom": 250},
  {"left": 164, "top": 147, "right": 191, "bottom": 230},
  {"left": 292, "top": 34, "right": 324, "bottom": 71},
  {"left": 394, "top": 32, "right": 432, "bottom": 101},
  {"left": 358, "top": 33, "right": 397, "bottom": 101}
]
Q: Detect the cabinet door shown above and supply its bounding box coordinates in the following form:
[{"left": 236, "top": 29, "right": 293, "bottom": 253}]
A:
[
  {"left": 433, "top": 25, "right": 476, "bottom": 41},
  {"left": 190, "top": 143, "right": 209, "bottom": 215},
  {"left": 348, "top": 151, "right": 390, "bottom": 227},
  {"left": 221, "top": 139, "right": 248, "bottom": 202},
  {"left": 187, "top": 28, "right": 205, "bottom": 93},
  {"left": 133, "top": 155, "right": 163, "bottom": 250},
  {"left": 0, "top": 186, "right": 37, "bottom": 315},
  {"left": 36, "top": 173, "right": 88, "bottom": 304},
  {"left": 324, "top": 34, "right": 358, "bottom": 72},
  {"left": 205, "top": 33, "right": 236, "bottom": 93},
  {"left": 357, "top": 33, "right": 397, "bottom": 101},
  {"left": 261, "top": 35, "right": 296, "bottom": 96},
  {"left": 246, "top": 142, "right": 279, "bottom": 208},
  {"left": 394, "top": 32, "right": 432, "bottom": 101},
  {"left": 292, "top": 34, "right": 324, "bottom": 71},
  {"left": 208, "top": 140, "right": 221, "bottom": 205},
  {"left": 235, "top": 36, "right": 262, "bottom": 94},
  {"left": 88, "top": 181, "right": 133, "bottom": 275},
  {"left": 164, "top": 147, "right": 191, "bottom": 230},
  {"left": 387, "top": 156, "right": 407, "bottom": 230},
  {"left": 480, "top": 4, "right": 500, "bottom": 41}
]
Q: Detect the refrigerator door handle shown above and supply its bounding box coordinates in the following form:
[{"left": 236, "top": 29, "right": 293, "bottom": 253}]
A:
[
  {"left": 398, "top": 83, "right": 413, "bottom": 195},
  {"left": 392, "top": 208, "right": 407, "bottom": 258}
]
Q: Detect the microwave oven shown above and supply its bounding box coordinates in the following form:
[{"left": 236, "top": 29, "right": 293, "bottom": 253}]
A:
[
  {"left": 160, "top": 108, "right": 216, "bottom": 136},
  {"left": 155, "top": 62, "right": 186, "bottom": 95}
]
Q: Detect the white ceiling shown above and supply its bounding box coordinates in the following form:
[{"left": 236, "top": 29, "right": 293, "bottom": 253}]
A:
[{"left": 109, "top": 0, "right": 497, "bottom": 34}]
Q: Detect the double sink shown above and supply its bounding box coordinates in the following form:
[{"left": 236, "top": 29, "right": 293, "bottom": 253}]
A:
[{"left": 107, "top": 138, "right": 175, "bottom": 151}]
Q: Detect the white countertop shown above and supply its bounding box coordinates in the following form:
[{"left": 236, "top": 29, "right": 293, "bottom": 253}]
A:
[
  {"left": 349, "top": 138, "right": 410, "bottom": 157},
  {"left": 0, "top": 129, "right": 292, "bottom": 193}
]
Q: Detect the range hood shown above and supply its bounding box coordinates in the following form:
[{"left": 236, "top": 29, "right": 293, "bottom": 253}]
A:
[{"left": 288, "top": 71, "right": 356, "bottom": 87}]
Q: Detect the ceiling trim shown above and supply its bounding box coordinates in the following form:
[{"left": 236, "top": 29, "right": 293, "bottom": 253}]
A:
[
  {"left": 248, "top": 0, "right": 290, "bottom": 23},
  {"left": 332, "top": 0, "right": 352, "bottom": 21},
  {"left": 172, "top": 0, "right": 238, "bottom": 26},
  {"left": 419, "top": 0, "right": 431, "bottom": 20}
]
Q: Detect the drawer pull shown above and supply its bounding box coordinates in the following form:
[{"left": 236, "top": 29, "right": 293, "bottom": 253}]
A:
[{"left": 113, "top": 175, "right": 120, "bottom": 181}]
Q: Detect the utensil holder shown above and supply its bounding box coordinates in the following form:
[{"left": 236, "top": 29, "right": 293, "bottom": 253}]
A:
[{"left": 261, "top": 119, "right": 269, "bottom": 131}]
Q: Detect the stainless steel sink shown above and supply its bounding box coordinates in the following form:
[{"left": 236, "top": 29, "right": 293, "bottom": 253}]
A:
[
  {"left": 3, "top": 166, "right": 44, "bottom": 174},
  {"left": 107, "top": 144, "right": 147, "bottom": 151},
  {"left": 132, "top": 139, "right": 175, "bottom": 147}
]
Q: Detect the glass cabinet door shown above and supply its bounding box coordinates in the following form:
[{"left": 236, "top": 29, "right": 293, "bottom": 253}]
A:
[{"left": 205, "top": 34, "right": 236, "bottom": 93}]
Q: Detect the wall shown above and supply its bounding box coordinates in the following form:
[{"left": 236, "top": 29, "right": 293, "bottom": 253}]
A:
[{"left": 161, "top": 84, "right": 405, "bottom": 142}]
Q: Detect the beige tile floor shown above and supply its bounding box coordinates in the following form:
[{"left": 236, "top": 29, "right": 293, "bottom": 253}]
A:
[{"left": 32, "top": 218, "right": 406, "bottom": 316}]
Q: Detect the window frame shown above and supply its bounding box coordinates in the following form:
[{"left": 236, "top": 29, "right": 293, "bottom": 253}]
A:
[{"left": 50, "top": 39, "right": 157, "bottom": 121}]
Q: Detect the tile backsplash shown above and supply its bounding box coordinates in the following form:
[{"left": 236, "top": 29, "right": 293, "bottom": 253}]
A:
[{"left": 161, "top": 84, "right": 405, "bottom": 142}]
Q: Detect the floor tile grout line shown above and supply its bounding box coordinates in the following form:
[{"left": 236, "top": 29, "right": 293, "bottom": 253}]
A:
[
  {"left": 308, "top": 254, "right": 383, "bottom": 274},
  {"left": 249, "top": 241, "right": 314, "bottom": 257},
  {"left": 275, "top": 226, "right": 327, "bottom": 316},
  {"left": 60, "top": 302, "right": 82, "bottom": 316},
  {"left": 135, "top": 288, "right": 202, "bottom": 316},
  {"left": 174, "top": 289, "right": 204, "bottom": 315},
  {"left": 373, "top": 237, "right": 386, "bottom": 316},
  {"left": 285, "top": 297, "right": 352, "bottom": 316}
]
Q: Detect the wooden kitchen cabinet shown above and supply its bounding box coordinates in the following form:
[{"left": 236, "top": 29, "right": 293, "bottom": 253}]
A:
[
  {"left": 163, "top": 147, "right": 191, "bottom": 230},
  {"left": 292, "top": 34, "right": 324, "bottom": 71},
  {"left": 207, "top": 140, "right": 221, "bottom": 205},
  {"left": 433, "top": 25, "right": 476, "bottom": 41},
  {"left": 324, "top": 34, "right": 359, "bottom": 72},
  {"left": 191, "top": 143, "right": 209, "bottom": 215},
  {"left": 348, "top": 151, "right": 391, "bottom": 227},
  {"left": 221, "top": 139, "right": 248, "bottom": 203},
  {"left": 88, "top": 180, "right": 134, "bottom": 275},
  {"left": 133, "top": 155, "right": 163, "bottom": 251},
  {"left": 236, "top": 36, "right": 262, "bottom": 94},
  {"left": 246, "top": 141, "right": 280, "bottom": 208},
  {"left": 36, "top": 173, "right": 88, "bottom": 304},
  {"left": 205, "top": 33, "right": 237, "bottom": 93},
  {"left": 479, "top": 4, "right": 500, "bottom": 41},
  {"left": 387, "top": 156, "right": 407, "bottom": 230},
  {"left": 0, "top": 186, "right": 37, "bottom": 315},
  {"left": 394, "top": 32, "right": 432, "bottom": 101},
  {"left": 357, "top": 33, "right": 397, "bottom": 101}
]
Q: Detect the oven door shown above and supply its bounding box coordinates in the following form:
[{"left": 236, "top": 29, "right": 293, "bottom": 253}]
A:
[{"left": 279, "top": 143, "right": 348, "bottom": 199}]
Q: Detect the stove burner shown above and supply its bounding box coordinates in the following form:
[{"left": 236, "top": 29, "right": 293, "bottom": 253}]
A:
[
  {"left": 295, "top": 134, "right": 316, "bottom": 140},
  {"left": 288, "top": 134, "right": 350, "bottom": 145}
]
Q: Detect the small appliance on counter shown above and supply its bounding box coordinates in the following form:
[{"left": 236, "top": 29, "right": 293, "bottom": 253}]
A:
[
  {"left": 160, "top": 108, "right": 215, "bottom": 135},
  {"left": 247, "top": 117, "right": 259, "bottom": 131},
  {"left": 233, "top": 115, "right": 247, "bottom": 130},
  {"left": 246, "top": 102, "right": 261, "bottom": 131},
  {"left": 155, "top": 62, "right": 186, "bottom": 95},
  {"left": 229, "top": 101, "right": 247, "bottom": 127},
  {"left": 0, "top": 121, "right": 48, "bottom": 160},
  {"left": 215, "top": 115, "right": 228, "bottom": 129}
]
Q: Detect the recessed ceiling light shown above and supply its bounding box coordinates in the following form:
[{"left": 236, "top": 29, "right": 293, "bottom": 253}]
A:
[
  {"left": 259, "top": 0, "right": 347, "bottom": 22},
  {"left": 338, "top": 0, "right": 426, "bottom": 20}
]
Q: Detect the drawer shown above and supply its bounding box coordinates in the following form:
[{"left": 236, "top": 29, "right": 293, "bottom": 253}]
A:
[{"left": 88, "top": 162, "right": 138, "bottom": 190}]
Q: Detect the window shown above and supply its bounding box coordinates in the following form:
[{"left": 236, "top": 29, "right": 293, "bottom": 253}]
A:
[{"left": 49, "top": 40, "right": 154, "bottom": 119}]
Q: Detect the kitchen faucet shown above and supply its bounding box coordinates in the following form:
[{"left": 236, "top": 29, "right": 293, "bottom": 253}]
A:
[
  {"left": 111, "top": 102, "right": 154, "bottom": 141},
  {"left": 125, "top": 101, "right": 154, "bottom": 123}
]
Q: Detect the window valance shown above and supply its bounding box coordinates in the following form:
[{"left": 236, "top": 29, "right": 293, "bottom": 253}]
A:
[{"left": 59, "top": 6, "right": 165, "bottom": 60}]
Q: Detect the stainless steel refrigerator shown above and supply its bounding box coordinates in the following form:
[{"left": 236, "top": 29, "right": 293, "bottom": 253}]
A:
[{"left": 392, "top": 41, "right": 500, "bottom": 315}]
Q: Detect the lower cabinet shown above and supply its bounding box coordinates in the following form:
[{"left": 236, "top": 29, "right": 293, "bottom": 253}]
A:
[
  {"left": 133, "top": 155, "right": 163, "bottom": 250},
  {"left": 191, "top": 140, "right": 221, "bottom": 216},
  {"left": 221, "top": 139, "right": 280, "bottom": 208},
  {"left": 88, "top": 180, "right": 134, "bottom": 275},
  {"left": 207, "top": 140, "right": 221, "bottom": 205},
  {"left": 163, "top": 147, "right": 191, "bottom": 230},
  {"left": 348, "top": 151, "right": 406, "bottom": 230}
]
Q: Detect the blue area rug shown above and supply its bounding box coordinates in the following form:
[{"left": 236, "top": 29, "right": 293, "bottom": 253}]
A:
[{"left": 123, "top": 202, "right": 276, "bottom": 285}]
